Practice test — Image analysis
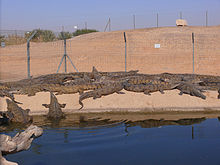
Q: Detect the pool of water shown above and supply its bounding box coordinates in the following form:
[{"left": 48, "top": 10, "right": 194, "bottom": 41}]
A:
[{"left": 3, "top": 117, "right": 220, "bottom": 165}]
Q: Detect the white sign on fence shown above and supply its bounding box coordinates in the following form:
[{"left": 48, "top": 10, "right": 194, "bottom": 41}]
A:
[
  {"left": 154, "top": 44, "right": 160, "bottom": 48},
  {"left": 1, "top": 42, "right": 5, "bottom": 48}
]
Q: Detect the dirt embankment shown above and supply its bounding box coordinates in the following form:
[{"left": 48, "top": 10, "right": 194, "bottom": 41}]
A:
[{"left": 1, "top": 26, "right": 220, "bottom": 81}]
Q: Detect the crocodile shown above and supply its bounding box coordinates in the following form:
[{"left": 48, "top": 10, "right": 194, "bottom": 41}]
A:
[
  {"left": 198, "top": 81, "right": 220, "bottom": 91},
  {"left": 124, "top": 81, "right": 179, "bottom": 95},
  {"left": 14, "top": 79, "right": 124, "bottom": 96},
  {"left": 4, "top": 99, "right": 33, "bottom": 124},
  {"left": 91, "top": 66, "right": 139, "bottom": 82},
  {"left": 13, "top": 84, "right": 63, "bottom": 96},
  {"left": 63, "top": 75, "right": 93, "bottom": 86},
  {"left": 0, "top": 90, "right": 22, "bottom": 104},
  {"left": 176, "top": 82, "right": 206, "bottom": 99},
  {"left": 127, "top": 75, "right": 162, "bottom": 85},
  {"left": 91, "top": 66, "right": 102, "bottom": 81},
  {"left": 42, "top": 92, "right": 66, "bottom": 119},
  {"left": 157, "top": 73, "right": 204, "bottom": 84},
  {"left": 79, "top": 81, "right": 126, "bottom": 110}
]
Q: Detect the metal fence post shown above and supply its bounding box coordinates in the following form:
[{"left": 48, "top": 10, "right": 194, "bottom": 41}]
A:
[
  {"left": 57, "top": 32, "right": 78, "bottom": 73},
  {"left": 157, "top": 13, "right": 159, "bottom": 28},
  {"left": 206, "top": 11, "right": 208, "bottom": 27},
  {"left": 133, "top": 14, "right": 136, "bottom": 29},
  {"left": 192, "top": 32, "right": 195, "bottom": 73},
  {"left": 64, "top": 38, "right": 67, "bottom": 73},
  {"left": 124, "top": 32, "right": 127, "bottom": 72},
  {"left": 27, "top": 30, "right": 37, "bottom": 79}
]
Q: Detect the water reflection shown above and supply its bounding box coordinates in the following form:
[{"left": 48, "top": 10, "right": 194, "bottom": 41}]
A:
[
  {"left": 125, "top": 117, "right": 206, "bottom": 128},
  {"left": 3, "top": 115, "right": 220, "bottom": 165},
  {"left": 63, "top": 129, "right": 69, "bottom": 143},
  {"left": 0, "top": 122, "right": 29, "bottom": 133},
  {"left": 0, "top": 115, "right": 209, "bottom": 133},
  {"left": 192, "top": 125, "right": 194, "bottom": 139},
  {"left": 31, "top": 142, "right": 42, "bottom": 155}
]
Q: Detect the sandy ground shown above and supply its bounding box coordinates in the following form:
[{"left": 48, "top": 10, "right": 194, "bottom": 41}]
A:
[
  {"left": 0, "top": 89, "right": 219, "bottom": 115},
  {"left": 0, "top": 26, "right": 220, "bottom": 115}
]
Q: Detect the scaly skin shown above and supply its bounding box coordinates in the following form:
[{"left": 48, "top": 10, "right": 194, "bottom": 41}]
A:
[
  {"left": 176, "top": 82, "right": 206, "bottom": 99},
  {"left": 79, "top": 82, "right": 125, "bottom": 110},
  {"left": 0, "top": 90, "right": 22, "bottom": 104},
  {"left": 42, "top": 92, "right": 66, "bottom": 119},
  {"left": 126, "top": 74, "right": 168, "bottom": 85},
  {"left": 5, "top": 99, "right": 32, "bottom": 124},
  {"left": 124, "top": 81, "right": 179, "bottom": 95},
  {"left": 1, "top": 70, "right": 220, "bottom": 105}
]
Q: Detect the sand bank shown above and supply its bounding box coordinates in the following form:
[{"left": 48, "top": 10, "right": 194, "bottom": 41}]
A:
[{"left": 0, "top": 89, "right": 219, "bottom": 116}]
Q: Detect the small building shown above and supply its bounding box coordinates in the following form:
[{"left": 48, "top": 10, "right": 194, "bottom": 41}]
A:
[{"left": 176, "top": 19, "right": 188, "bottom": 26}]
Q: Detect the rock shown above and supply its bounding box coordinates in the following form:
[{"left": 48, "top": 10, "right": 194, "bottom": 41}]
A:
[
  {"left": 42, "top": 92, "right": 65, "bottom": 119},
  {"left": 0, "top": 152, "right": 18, "bottom": 165},
  {"left": 0, "top": 125, "right": 43, "bottom": 165}
]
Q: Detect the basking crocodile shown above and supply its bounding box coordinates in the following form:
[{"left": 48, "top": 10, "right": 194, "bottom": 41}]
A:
[
  {"left": 0, "top": 90, "right": 22, "bottom": 104},
  {"left": 91, "top": 66, "right": 102, "bottom": 81},
  {"left": 124, "top": 81, "right": 179, "bottom": 95},
  {"left": 79, "top": 81, "right": 126, "bottom": 110},
  {"left": 13, "top": 84, "right": 62, "bottom": 96},
  {"left": 13, "top": 82, "right": 98, "bottom": 96},
  {"left": 127, "top": 75, "right": 162, "bottom": 85},
  {"left": 3, "top": 99, "right": 33, "bottom": 124},
  {"left": 198, "top": 81, "right": 220, "bottom": 91},
  {"left": 13, "top": 79, "right": 124, "bottom": 96},
  {"left": 42, "top": 92, "right": 66, "bottom": 119},
  {"left": 63, "top": 75, "right": 94, "bottom": 86},
  {"left": 176, "top": 82, "right": 206, "bottom": 99}
]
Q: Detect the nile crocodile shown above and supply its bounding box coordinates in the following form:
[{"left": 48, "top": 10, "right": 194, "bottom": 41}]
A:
[
  {"left": 3, "top": 99, "right": 33, "bottom": 124},
  {"left": 124, "top": 81, "right": 179, "bottom": 95},
  {"left": 42, "top": 92, "right": 66, "bottom": 119},
  {"left": 79, "top": 81, "right": 126, "bottom": 110},
  {"left": 176, "top": 82, "right": 206, "bottom": 99}
]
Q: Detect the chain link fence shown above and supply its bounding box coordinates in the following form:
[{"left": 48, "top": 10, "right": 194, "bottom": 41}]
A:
[{"left": 0, "top": 11, "right": 219, "bottom": 81}]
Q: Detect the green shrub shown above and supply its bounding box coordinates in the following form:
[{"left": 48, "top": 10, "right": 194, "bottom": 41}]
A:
[
  {"left": 73, "top": 29, "right": 98, "bottom": 36},
  {"left": 5, "top": 35, "right": 26, "bottom": 45},
  {"left": 0, "top": 35, "right": 5, "bottom": 42},
  {"left": 25, "top": 29, "right": 56, "bottom": 42},
  {"left": 57, "top": 32, "right": 73, "bottom": 40},
  {"left": 42, "top": 30, "right": 56, "bottom": 42}
]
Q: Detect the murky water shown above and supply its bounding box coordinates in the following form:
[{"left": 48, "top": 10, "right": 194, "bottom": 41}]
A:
[{"left": 2, "top": 116, "right": 220, "bottom": 165}]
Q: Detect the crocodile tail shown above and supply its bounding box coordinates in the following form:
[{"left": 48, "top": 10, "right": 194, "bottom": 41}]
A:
[
  {"left": 79, "top": 100, "right": 84, "bottom": 110},
  {"left": 78, "top": 91, "right": 95, "bottom": 110}
]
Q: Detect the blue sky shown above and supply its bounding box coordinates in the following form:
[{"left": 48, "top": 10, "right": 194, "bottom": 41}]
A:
[{"left": 1, "top": 0, "right": 220, "bottom": 32}]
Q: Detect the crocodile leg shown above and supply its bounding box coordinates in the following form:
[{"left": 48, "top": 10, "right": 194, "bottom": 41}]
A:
[
  {"left": 159, "top": 88, "right": 165, "bottom": 94},
  {"left": 143, "top": 90, "right": 151, "bottom": 95},
  {"left": 218, "top": 89, "right": 220, "bottom": 99},
  {"left": 179, "top": 91, "right": 183, "bottom": 95},
  {"left": 116, "top": 91, "right": 125, "bottom": 94}
]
